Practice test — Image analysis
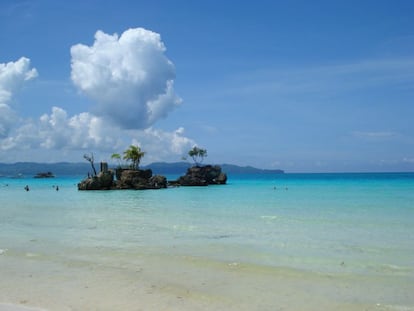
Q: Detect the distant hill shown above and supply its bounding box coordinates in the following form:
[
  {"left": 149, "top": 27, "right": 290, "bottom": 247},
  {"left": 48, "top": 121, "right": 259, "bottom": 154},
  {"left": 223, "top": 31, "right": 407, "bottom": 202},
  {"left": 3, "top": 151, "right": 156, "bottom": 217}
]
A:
[
  {"left": 0, "top": 161, "right": 284, "bottom": 177},
  {"left": 220, "top": 164, "right": 284, "bottom": 174},
  {"left": 0, "top": 162, "right": 90, "bottom": 177}
]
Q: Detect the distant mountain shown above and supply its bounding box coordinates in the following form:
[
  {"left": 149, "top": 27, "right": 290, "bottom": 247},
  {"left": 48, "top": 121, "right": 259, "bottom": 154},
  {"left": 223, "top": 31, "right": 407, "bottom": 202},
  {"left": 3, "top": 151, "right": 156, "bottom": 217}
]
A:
[
  {"left": 0, "top": 161, "right": 284, "bottom": 177},
  {"left": 220, "top": 164, "right": 284, "bottom": 174},
  {"left": 0, "top": 162, "right": 90, "bottom": 177}
]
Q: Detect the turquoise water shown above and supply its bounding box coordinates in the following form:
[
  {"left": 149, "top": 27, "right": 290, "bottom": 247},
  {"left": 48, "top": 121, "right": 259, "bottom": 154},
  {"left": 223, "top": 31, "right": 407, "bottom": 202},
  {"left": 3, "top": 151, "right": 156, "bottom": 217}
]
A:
[{"left": 1, "top": 173, "right": 414, "bottom": 277}]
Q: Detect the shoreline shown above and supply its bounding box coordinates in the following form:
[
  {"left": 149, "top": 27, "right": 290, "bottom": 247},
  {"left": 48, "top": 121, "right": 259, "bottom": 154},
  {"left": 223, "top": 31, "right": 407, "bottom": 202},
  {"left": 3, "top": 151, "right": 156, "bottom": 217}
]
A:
[{"left": 1, "top": 173, "right": 413, "bottom": 310}]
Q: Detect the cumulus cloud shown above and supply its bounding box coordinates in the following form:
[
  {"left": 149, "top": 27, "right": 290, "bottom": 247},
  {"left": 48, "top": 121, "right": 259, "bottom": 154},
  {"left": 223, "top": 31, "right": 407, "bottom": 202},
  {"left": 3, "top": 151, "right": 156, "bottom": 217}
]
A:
[
  {"left": 128, "top": 127, "right": 195, "bottom": 163},
  {"left": 70, "top": 28, "right": 181, "bottom": 129},
  {"left": 0, "top": 57, "right": 37, "bottom": 137},
  {"left": 2, "top": 106, "right": 127, "bottom": 152},
  {"left": 0, "top": 104, "right": 16, "bottom": 137},
  {"left": 1, "top": 106, "right": 194, "bottom": 163},
  {"left": 1, "top": 29, "right": 193, "bottom": 163}
]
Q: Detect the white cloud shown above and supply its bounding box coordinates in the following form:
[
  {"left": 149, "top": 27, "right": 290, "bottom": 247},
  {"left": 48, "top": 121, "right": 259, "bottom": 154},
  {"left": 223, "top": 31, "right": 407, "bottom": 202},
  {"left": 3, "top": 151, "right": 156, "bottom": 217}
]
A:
[
  {"left": 402, "top": 157, "right": 414, "bottom": 164},
  {"left": 0, "top": 104, "right": 17, "bottom": 137},
  {"left": 128, "top": 127, "right": 195, "bottom": 163},
  {"left": 352, "top": 131, "right": 397, "bottom": 140},
  {"left": 0, "top": 29, "right": 193, "bottom": 163},
  {"left": 1, "top": 106, "right": 194, "bottom": 163},
  {"left": 0, "top": 57, "right": 37, "bottom": 137},
  {"left": 2, "top": 106, "right": 124, "bottom": 152},
  {"left": 70, "top": 28, "right": 181, "bottom": 129},
  {"left": 0, "top": 57, "right": 38, "bottom": 103}
]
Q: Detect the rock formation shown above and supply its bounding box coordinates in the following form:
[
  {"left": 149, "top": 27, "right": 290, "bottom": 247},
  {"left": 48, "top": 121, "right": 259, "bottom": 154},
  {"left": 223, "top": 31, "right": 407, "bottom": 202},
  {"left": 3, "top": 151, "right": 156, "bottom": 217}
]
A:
[
  {"left": 78, "top": 171, "right": 115, "bottom": 190},
  {"left": 78, "top": 162, "right": 226, "bottom": 190},
  {"left": 115, "top": 169, "right": 167, "bottom": 190},
  {"left": 78, "top": 167, "right": 167, "bottom": 190},
  {"left": 172, "top": 165, "right": 227, "bottom": 186}
]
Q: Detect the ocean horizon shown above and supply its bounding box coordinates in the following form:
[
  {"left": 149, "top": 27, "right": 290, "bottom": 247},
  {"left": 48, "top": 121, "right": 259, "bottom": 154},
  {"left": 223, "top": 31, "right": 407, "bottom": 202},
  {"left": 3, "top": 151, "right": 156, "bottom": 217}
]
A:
[{"left": 1, "top": 172, "right": 413, "bottom": 310}]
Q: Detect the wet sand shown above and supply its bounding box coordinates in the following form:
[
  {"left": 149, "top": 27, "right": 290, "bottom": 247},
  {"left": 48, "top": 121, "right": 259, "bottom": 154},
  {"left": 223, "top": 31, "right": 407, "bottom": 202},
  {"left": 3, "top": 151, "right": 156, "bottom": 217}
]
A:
[
  {"left": 1, "top": 250, "right": 413, "bottom": 311},
  {"left": 0, "top": 304, "right": 45, "bottom": 311}
]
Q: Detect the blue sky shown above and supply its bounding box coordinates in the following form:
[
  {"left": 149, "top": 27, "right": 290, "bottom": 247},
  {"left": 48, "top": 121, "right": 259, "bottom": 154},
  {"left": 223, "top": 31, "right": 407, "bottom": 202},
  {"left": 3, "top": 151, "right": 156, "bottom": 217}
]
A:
[{"left": 0, "top": 0, "right": 413, "bottom": 172}]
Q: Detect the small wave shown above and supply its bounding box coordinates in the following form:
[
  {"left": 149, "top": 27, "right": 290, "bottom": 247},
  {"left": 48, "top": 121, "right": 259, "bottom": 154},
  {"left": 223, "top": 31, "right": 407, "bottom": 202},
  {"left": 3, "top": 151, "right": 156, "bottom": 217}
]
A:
[
  {"left": 207, "top": 234, "right": 232, "bottom": 240},
  {"left": 367, "top": 263, "right": 413, "bottom": 275},
  {"left": 172, "top": 225, "right": 197, "bottom": 231},
  {"left": 380, "top": 264, "right": 412, "bottom": 272}
]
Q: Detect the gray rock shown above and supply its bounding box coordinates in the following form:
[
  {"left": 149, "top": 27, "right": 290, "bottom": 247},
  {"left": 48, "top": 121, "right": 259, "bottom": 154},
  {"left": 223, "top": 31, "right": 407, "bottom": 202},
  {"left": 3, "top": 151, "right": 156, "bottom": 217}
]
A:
[
  {"left": 77, "top": 171, "right": 114, "bottom": 190},
  {"left": 173, "top": 165, "right": 227, "bottom": 186},
  {"left": 115, "top": 169, "right": 167, "bottom": 190},
  {"left": 78, "top": 168, "right": 167, "bottom": 190}
]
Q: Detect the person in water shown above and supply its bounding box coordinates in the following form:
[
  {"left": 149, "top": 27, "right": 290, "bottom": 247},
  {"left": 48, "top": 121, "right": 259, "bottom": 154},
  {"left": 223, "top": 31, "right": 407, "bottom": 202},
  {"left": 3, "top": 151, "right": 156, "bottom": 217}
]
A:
[{"left": 24, "top": 185, "right": 29, "bottom": 191}]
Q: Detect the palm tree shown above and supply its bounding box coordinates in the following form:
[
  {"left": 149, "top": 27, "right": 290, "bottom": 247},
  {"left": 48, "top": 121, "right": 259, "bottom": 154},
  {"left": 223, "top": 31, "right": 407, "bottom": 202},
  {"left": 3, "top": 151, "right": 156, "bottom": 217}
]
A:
[
  {"left": 123, "top": 145, "right": 145, "bottom": 170},
  {"left": 111, "top": 153, "right": 122, "bottom": 168},
  {"left": 188, "top": 146, "right": 207, "bottom": 166}
]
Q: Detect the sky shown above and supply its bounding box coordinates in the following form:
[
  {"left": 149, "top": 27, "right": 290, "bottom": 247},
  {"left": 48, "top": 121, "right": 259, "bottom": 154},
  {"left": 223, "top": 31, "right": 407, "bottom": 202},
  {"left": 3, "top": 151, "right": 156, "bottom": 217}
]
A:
[{"left": 0, "top": 0, "right": 413, "bottom": 172}]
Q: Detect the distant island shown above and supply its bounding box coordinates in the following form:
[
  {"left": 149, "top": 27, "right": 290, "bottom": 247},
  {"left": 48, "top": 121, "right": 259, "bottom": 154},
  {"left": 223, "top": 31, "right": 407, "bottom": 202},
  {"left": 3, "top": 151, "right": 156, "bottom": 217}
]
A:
[
  {"left": 33, "top": 172, "right": 55, "bottom": 178},
  {"left": 0, "top": 162, "right": 284, "bottom": 177}
]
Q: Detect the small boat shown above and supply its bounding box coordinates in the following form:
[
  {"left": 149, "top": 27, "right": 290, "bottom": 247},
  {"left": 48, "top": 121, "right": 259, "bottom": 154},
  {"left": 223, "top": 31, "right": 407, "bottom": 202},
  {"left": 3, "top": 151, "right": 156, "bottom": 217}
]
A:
[{"left": 34, "top": 172, "right": 55, "bottom": 178}]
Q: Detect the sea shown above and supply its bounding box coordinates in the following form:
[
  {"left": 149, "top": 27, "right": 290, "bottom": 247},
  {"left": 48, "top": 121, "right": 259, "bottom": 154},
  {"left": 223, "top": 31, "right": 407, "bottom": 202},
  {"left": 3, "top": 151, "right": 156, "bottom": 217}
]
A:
[{"left": 0, "top": 172, "right": 413, "bottom": 310}]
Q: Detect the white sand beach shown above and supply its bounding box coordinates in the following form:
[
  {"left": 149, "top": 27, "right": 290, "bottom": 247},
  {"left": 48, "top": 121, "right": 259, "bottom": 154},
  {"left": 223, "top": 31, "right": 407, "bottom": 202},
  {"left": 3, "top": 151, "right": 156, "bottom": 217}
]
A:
[{"left": 1, "top": 250, "right": 413, "bottom": 311}]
